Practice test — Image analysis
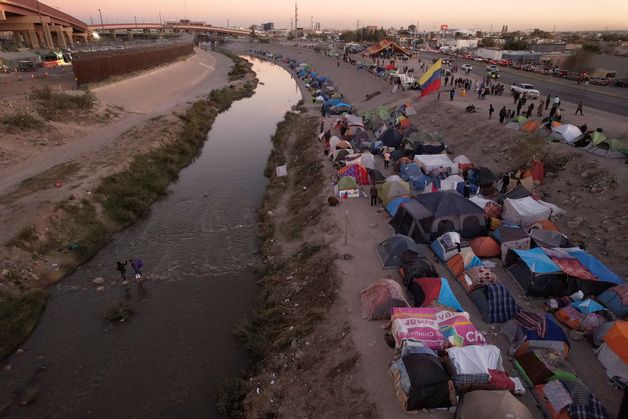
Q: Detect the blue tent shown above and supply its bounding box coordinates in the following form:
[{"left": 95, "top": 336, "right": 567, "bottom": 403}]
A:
[
  {"left": 505, "top": 248, "right": 568, "bottom": 297},
  {"left": 570, "top": 299, "right": 607, "bottom": 314},
  {"left": 399, "top": 163, "right": 423, "bottom": 181},
  {"left": 386, "top": 197, "right": 413, "bottom": 216},
  {"left": 512, "top": 248, "right": 561, "bottom": 274},
  {"left": 408, "top": 277, "right": 464, "bottom": 312},
  {"left": 565, "top": 250, "right": 624, "bottom": 285}
]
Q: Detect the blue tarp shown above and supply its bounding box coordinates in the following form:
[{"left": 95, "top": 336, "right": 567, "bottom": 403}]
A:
[
  {"left": 570, "top": 299, "right": 607, "bottom": 314},
  {"left": 437, "top": 278, "right": 464, "bottom": 312},
  {"left": 566, "top": 250, "right": 624, "bottom": 285},
  {"left": 513, "top": 248, "right": 561, "bottom": 274},
  {"left": 386, "top": 197, "right": 413, "bottom": 216}
]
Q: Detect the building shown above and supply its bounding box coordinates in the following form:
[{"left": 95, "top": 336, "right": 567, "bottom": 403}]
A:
[
  {"left": 262, "top": 22, "right": 274, "bottom": 31},
  {"left": 475, "top": 48, "right": 504, "bottom": 61},
  {"left": 366, "top": 25, "right": 378, "bottom": 31},
  {"left": 527, "top": 42, "right": 566, "bottom": 54},
  {"left": 502, "top": 50, "right": 542, "bottom": 64},
  {"left": 313, "top": 22, "right": 321, "bottom": 32},
  {"left": 440, "top": 38, "right": 478, "bottom": 50}
]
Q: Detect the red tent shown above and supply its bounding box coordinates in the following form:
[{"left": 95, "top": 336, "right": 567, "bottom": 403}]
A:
[{"left": 338, "top": 164, "right": 370, "bottom": 185}]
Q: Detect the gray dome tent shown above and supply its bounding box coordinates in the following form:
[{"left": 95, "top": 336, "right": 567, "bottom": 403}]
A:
[{"left": 376, "top": 235, "right": 423, "bottom": 268}]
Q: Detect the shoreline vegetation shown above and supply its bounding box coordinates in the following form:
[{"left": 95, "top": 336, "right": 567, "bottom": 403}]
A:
[
  {"left": 219, "top": 100, "right": 348, "bottom": 417},
  {"left": 0, "top": 52, "right": 258, "bottom": 361}
]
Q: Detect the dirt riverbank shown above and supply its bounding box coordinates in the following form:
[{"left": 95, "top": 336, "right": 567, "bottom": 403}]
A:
[
  {"left": 227, "top": 42, "right": 626, "bottom": 418},
  {"left": 0, "top": 50, "right": 257, "bottom": 361}
]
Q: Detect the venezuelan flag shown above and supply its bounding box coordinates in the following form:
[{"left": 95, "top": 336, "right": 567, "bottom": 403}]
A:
[{"left": 418, "top": 59, "right": 442, "bottom": 98}]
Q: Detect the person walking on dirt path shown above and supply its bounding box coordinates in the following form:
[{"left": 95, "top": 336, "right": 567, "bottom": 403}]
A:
[
  {"left": 499, "top": 106, "right": 507, "bottom": 123},
  {"left": 384, "top": 149, "right": 391, "bottom": 168},
  {"left": 575, "top": 100, "right": 584, "bottom": 116},
  {"left": 130, "top": 258, "right": 144, "bottom": 280},
  {"left": 489, "top": 104, "right": 495, "bottom": 119},
  {"left": 537, "top": 101, "right": 543, "bottom": 117},
  {"left": 337, "top": 60, "right": 340, "bottom": 68},
  {"left": 513, "top": 91, "right": 520, "bottom": 105},
  {"left": 370, "top": 185, "right": 378, "bottom": 207},
  {"left": 449, "top": 88, "right": 455, "bottom": 101},
  {"left": 545, "top": 94, "right": 551, "bottom": 110},
  {"left": 525, "top": 102, "right": 534, "bottom": 118},
  {"left": 116, "top": 261, "right": 128, "bottom": 282},
  {"left": 516, "top": 98, "right": 524, "bottom": 116}
]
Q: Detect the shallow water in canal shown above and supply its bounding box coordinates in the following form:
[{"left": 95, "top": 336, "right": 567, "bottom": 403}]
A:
[{"left": 0, "top": 57, "right": 301, "bottom": 418}]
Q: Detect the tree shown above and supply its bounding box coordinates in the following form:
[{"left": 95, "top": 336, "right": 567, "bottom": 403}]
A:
[
  {"left": 504, "top": 39, "right": 528, "bottom": 50},
  {"left": 481, "top": 38, "right": 497, "bottom": 47},
  {"left": 531, "top": 28, "right": 552, "bottom": 39},
  {"left": 562, "top": 49, "right": 592, "bottom": 71}
]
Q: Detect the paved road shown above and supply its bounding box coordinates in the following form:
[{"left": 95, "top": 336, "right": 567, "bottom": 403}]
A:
[{"left": 416, "top": 53, "right": 628, "bottom": 117}]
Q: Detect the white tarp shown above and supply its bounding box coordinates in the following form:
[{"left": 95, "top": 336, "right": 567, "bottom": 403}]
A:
[
  {"left": 329, "top": 136, "right": 341, "bottom": 151},
  {"left": 440, "top": 175, "right": 465, "bottom": 191},
  {"left": 414, "top": 154, "right": 459, "bottom": 174},
  {"left": 502, "top": 197, "right": 552, "bottom": 227},
  {"left": 275, "top": 165, "right": 287, "bottom": 177},
  {"left": 453, "top": 155, "right": 472, "bottom": 165},
  {"left": 552, "top": 124, "right": 582, "bottom": 144},
  {"left": 469, "top": 195, "right": 498, "bottom": 209},
  {"left": 446, "top": 345, "right": 504, "bottom": 375}
]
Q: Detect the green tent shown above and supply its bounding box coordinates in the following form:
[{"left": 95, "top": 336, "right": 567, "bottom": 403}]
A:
[
  {"left": 590, "top": 131, "right": 607, "bottom": 146},
  {"left": 338, "top": 176, "right": 358, "bottom": 190},
  {"left": 377, "top": 180, "right": 410, "bottom": 206}
]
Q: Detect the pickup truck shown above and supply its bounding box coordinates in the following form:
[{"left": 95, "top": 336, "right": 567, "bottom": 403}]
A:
[
  {"left": 486, "top": 64, "right": 499, "bottom": 72},
  {"left": 510, "top": 82, "right": 541, "bottom": 98}
]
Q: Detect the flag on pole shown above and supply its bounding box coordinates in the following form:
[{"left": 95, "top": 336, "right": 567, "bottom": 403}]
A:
[{"left": 418, "top": 59, "right": 443, "bottom": 98}]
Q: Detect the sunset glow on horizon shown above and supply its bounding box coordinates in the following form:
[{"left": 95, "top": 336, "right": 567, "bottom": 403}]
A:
[{"left": 51, "top": 0, "right": 628, "bottom": 32}]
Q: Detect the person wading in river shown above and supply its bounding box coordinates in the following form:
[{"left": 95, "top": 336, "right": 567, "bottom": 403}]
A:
[
  {"left": 130, "top": 258, "right": 144, "bottom": 281},
  {"left": 116, "top": 261, "right": 128, "bottom": 282}
]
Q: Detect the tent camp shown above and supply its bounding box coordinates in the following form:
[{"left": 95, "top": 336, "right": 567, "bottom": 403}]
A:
[
  {"left": 379, "top": 127, "right": 404, "bottom": 148},
  {"left": 386, "top": 197, "right": 413, "bottom": 217},
  {"left": 458, "top": 266, "right": 499, "bottom": 293},
  {"left": 408, "top": 277, "right": 464, "bottom": 311},
  {"left": 598, "top": 321, "right": 628, "bottom": 381},
  {"left": 377, "top": 179, "right": 411, "bottom": 206},
  {"left": 470, "top": 236, "right": 501, "bottom": 258},
  {"left": 597, "top": 284, "right": 628, "bottom": 318},
  {"left": 332, "top": 148, "right": 352, "bottom": 162},
  {"left": 345, "top": 153, "right": 376, "bottom": 170},
  {"left": 469, "top": 283, "right": 519, "bottom": 323},
  {"left": 529, "top": 229, "right": 573, "bottom": 249},
  {"left": 455, "top": 390, "right": 533, "bottom": 419},
  {"left": 588, "top": 136, "right": 628, "bottom": 158},
  {"left": 414, "top": 154, "right": 459, "bottom": 175},
  {"left": 376, "top": 235, "right": 423, "bottom": 268},
  {"left": 505, "top": 248, "right": 568, "bottom": 297},
  {"left": 361, "top": 279, "right": 411, "bottom": 320}
]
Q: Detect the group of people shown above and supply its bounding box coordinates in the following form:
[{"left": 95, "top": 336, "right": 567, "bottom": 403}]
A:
[{"left": 116, "top": 258, "right": 144, "bottom": 282}]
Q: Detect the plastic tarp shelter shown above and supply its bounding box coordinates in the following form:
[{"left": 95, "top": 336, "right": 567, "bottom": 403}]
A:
[
  {"left": 379, "top": 127, "right": 404, "bottom": 148},
  {"left": 338, "top": 164, "right": 370, "bottom": 185},
  {"left": 505, "top": 248, "right": 568, "bottom": 297},
  {"left": 455, "top": 390, "right": 533, "bottom": 419},
  {"left": 597, "top": 284, "right": 628, "bottom": 318},
  {"left": 365, "top": 39, "right": 412, "bottom": 56},
  {"left": 345, "top": 153, "right": 376, "bottom": 170},
  {"left": 376, "top": 234, "right": 423, "bottom": 269},
  {"left": 469, "top": 283, "right": 519, "bottom": 323},
  {"left": 551, "top": 124, "right": 582, "bottom": 144},
  {"left": 414, "top": 154, "right": 459, "bottom": 174},
  {"left": 345, "top": 115, "right": 364, "bottom": 129},
  {"left": 361, "top": 279, "right": 411, "bottom": 320},
  {"left": 597, "top": 321, "right": 628, "bottom": 384},
  {"left": 502, "top": 197, "right": 552, "bottom": 228},
  {"left": 408, "top": 277, "right": 464, "bottom": 312}
]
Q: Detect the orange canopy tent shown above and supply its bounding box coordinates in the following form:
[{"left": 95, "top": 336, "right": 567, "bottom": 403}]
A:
[{"left": 365, "top": 39, "right": 412, "bottom": 56}]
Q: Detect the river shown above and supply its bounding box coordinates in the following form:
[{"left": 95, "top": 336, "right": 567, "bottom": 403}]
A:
[{"left": 0, "top": 56, "right": 301, "bottom": 418}]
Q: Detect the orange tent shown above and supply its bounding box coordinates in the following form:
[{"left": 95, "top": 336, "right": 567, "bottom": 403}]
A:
[
  {"left": 605, "top": 321, "right": 628, "bottom": 363},
  {"left": 470, "top": 237, "right": 501, "bottom": 258},
  {"left": 521, "top": 120, "right": 542, "bottom": 132}
]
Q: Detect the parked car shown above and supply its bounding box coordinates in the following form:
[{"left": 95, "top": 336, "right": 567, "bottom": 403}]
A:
[
  {"left": 510, "top": 82, "right": 541, "bottom": 98},
  {"left": 524, "top": 65, "right": 535, "bottom": 72},
  {"left": 498, "top": 59, "right": 512, "bottom": 66},
  {"left": 461, "top": 64, "right": 473, "bottom": 72},
  {"left": 589, "top": 77, "right": 612, "bottom": 86},
  {"left": 614, "top": 79, "right": 628, "bottom": 88}
]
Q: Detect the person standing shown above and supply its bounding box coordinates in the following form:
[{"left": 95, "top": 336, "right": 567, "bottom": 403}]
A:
[
  {"left": 369, "top": 185, "right": 378, "bottom": 206},
  {"left": 383, "top": 149, "right": 391, "bottom": 169},
  {"left": 130, "top": 258, "right": 144, "bottom": 280},
  {"left": 116, "top": 261, "right": 128, "bottom": 282},
  {"left": 525, "top": 102, "right": 534, "bottom": 118},
  {"left": 516, "top": 98, "right": 524, "bottom": 115},
  {"left": 545, "top": 94, "right": 551, "bottom": 110},
  {"left": 575, "top": 100, "right": 584, "bottom": 116},
  {"left": 499, "top": 106, "right": 507, "bottom": 123},
  {"left": 488, "top": 104, "right": 495, "bottom": 119},
  {"left": 450, "top": 88, "right": 455, "bottom": 101},
  {"left": 537, "top": 101, "right": 543, "bottom": 117}
]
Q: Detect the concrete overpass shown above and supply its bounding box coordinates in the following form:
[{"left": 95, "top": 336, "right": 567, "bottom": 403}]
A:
[
  {"left": 0, "top": 0, "right": 89, "bottom": 49},
  {"left": 89, "top": 22, "right": 250, "bottom": 40}
]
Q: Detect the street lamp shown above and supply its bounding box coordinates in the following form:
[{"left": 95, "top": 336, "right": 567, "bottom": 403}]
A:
[{"left": 98, "top": 9, "right": 104, "bottom": 30}]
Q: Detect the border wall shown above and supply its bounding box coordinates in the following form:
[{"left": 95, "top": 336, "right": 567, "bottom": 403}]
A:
[{"left": 72, "top": 42, "right": 194, "bottom": 85}]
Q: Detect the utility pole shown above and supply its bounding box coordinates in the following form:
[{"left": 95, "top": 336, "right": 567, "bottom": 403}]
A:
[
  {"left": 294, "top": 2, "right": 298, "bottom": 30},
  {"left": 311, "top": 15, "right": 313, "bottom": 30},
  {"left": 290, "top": 18, "right": 293, "bottom": 31},
  {"left": 98, "top": 8, "right": 104, "bottom": 30},
  {"left": 134, "top": 16, "right": 137, "bottom": 26}
]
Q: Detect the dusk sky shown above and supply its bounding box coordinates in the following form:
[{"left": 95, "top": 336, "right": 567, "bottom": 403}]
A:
[{"left": 51, "top": 0, "right": 628, "bottom": 31}]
